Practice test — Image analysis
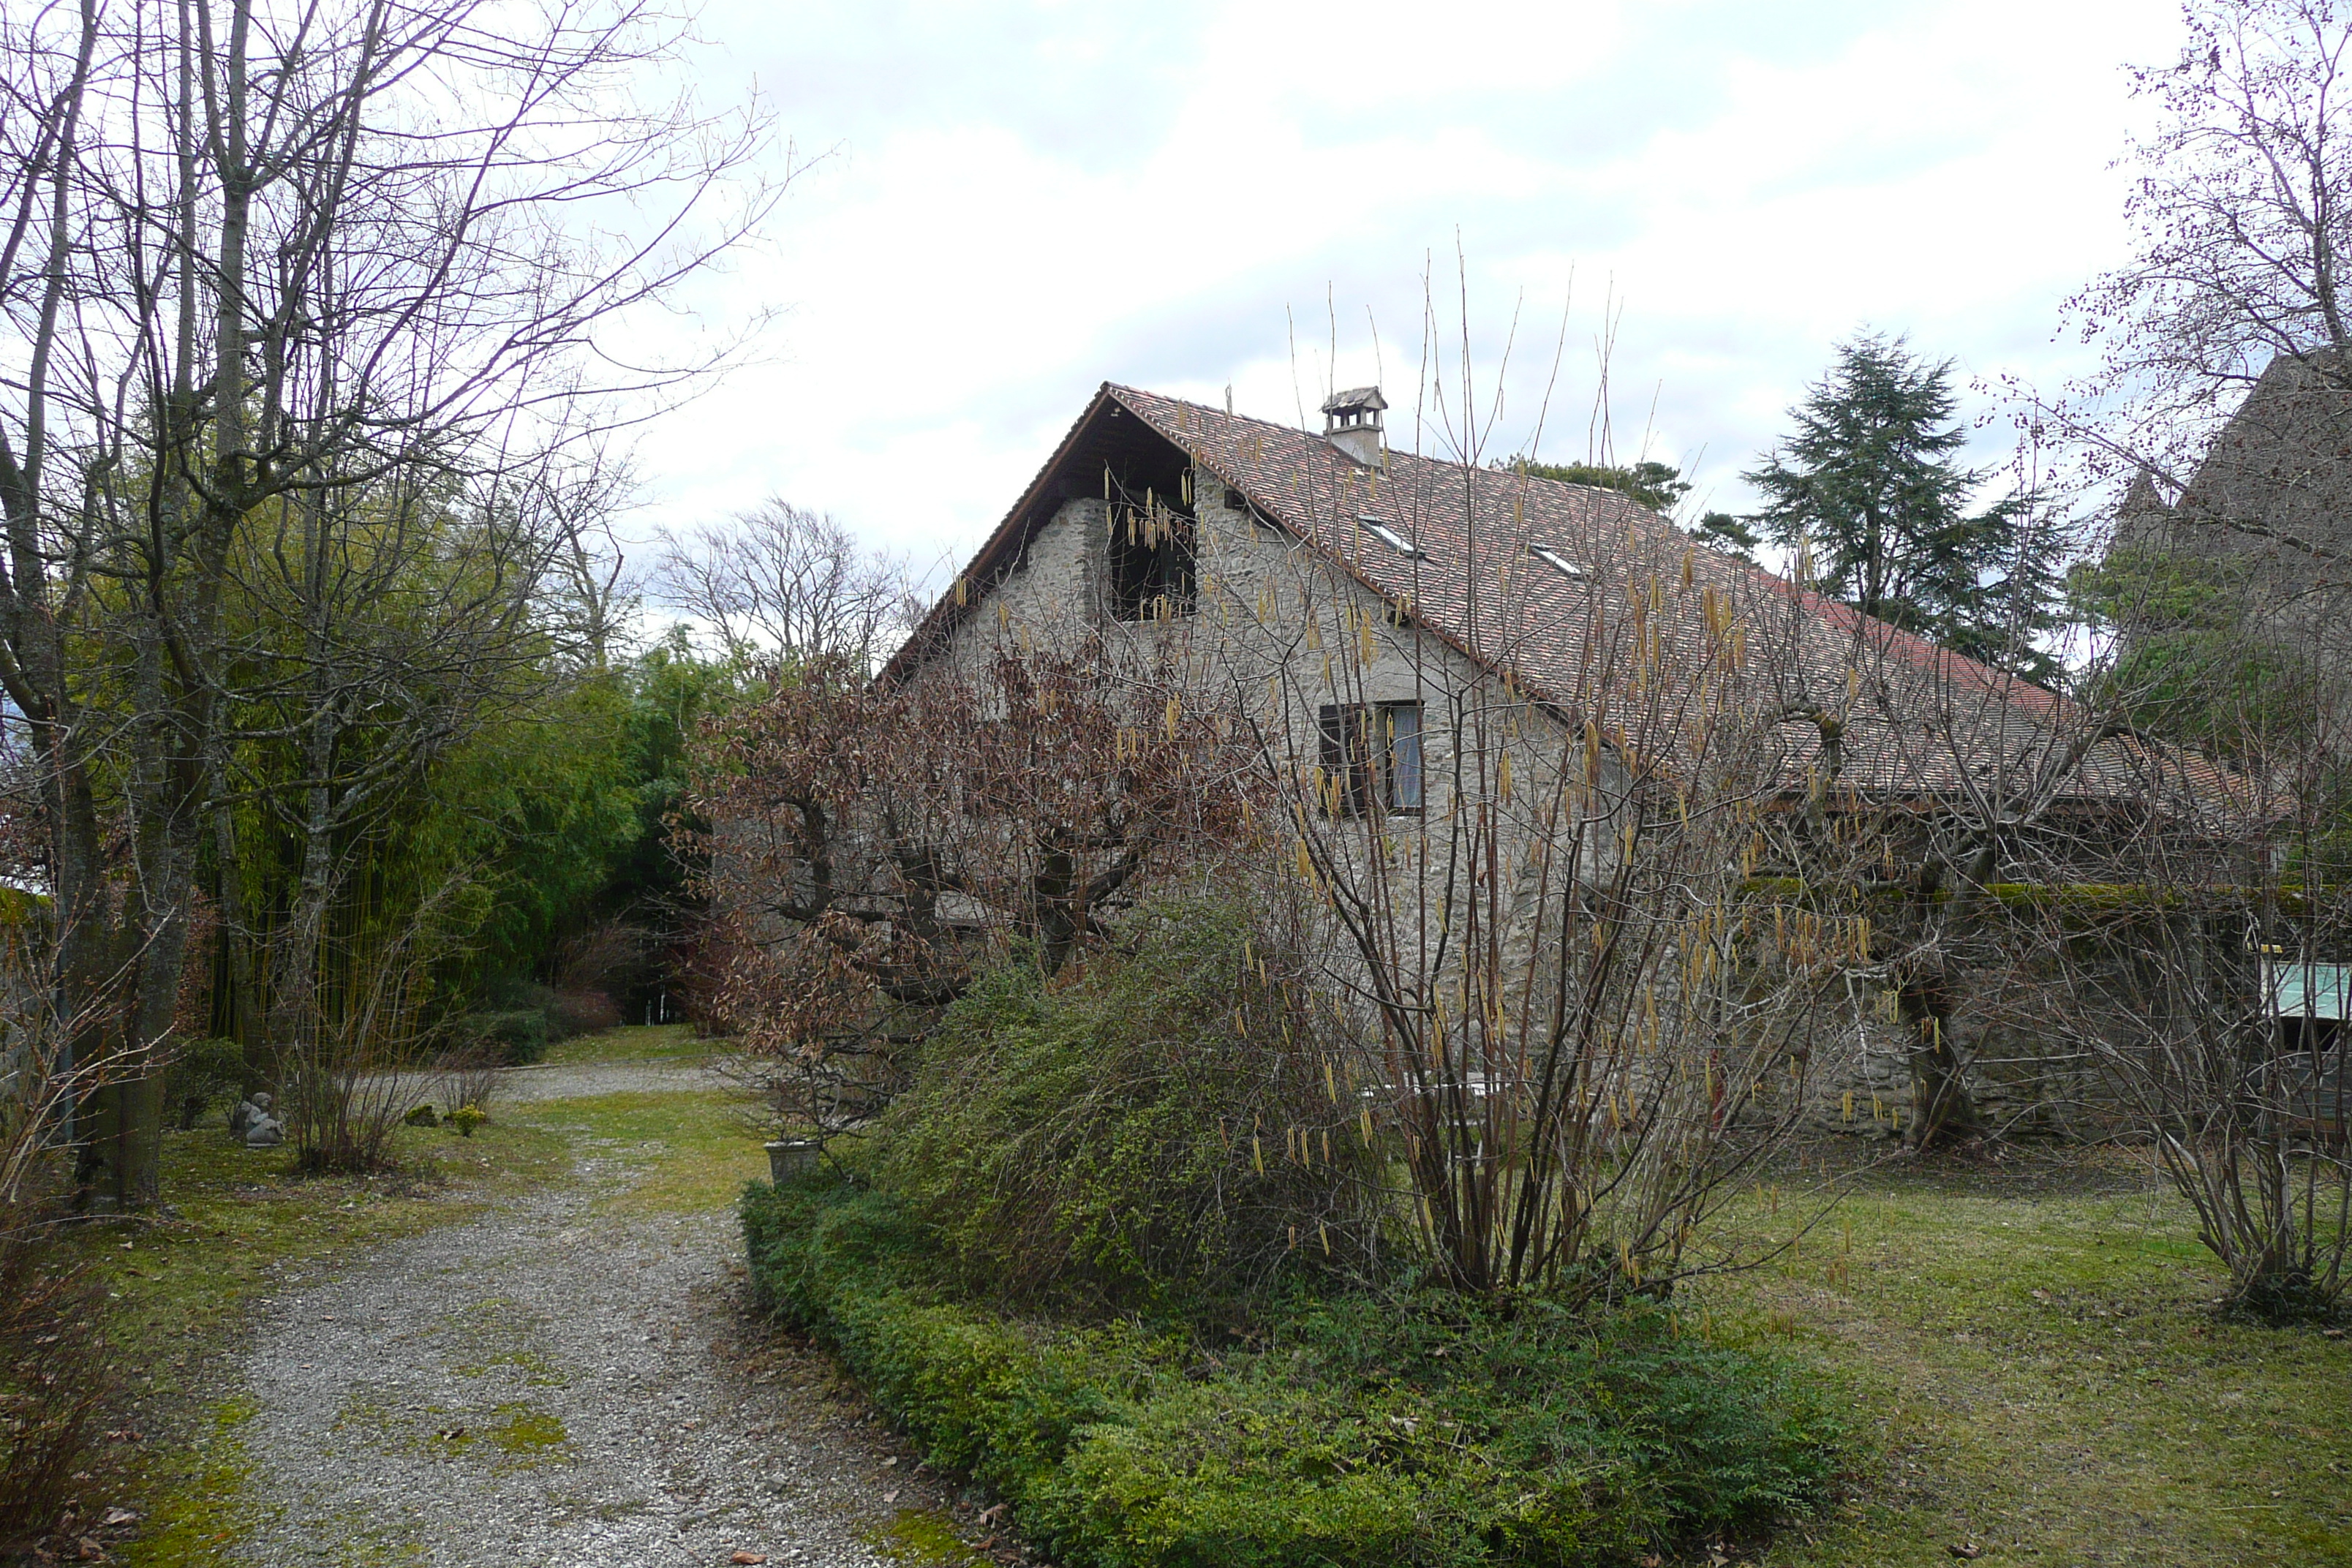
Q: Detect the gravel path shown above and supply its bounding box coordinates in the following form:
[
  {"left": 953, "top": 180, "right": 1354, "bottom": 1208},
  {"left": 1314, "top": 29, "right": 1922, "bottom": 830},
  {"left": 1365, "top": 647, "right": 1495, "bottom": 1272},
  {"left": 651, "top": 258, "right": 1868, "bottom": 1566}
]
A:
[
  {"left": 221, "top": 1118, "right": 965, "bottom": 1566},
  {"left": 372, "top": 1054, "right": 742, "bottom": 1108}
]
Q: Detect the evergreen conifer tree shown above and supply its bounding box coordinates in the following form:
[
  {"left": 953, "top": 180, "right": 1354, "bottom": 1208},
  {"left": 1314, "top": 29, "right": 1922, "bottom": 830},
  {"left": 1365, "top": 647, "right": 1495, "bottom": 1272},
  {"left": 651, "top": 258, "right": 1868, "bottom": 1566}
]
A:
[{"left": 1747, "top": 336, "right": 2060, "bottom": 682}]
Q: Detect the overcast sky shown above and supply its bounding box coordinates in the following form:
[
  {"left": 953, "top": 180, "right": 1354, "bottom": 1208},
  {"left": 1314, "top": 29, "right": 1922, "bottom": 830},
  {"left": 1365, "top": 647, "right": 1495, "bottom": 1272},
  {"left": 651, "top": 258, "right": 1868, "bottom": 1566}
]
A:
[{"left": 624, "top": 0, "right": 2186, "bottom": 588}]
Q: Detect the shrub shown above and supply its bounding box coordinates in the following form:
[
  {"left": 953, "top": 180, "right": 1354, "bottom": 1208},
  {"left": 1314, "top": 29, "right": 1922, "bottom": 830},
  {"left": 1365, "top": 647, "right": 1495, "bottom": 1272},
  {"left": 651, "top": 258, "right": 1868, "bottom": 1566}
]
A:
[
  {"left": 875, "top": 902, "right": 1381, "bottom": 1315},
  {"left": 743, "top": 1177, "right": 1840, "bottom": 1568},
  {"left": 0, "top": 1162, "right": 105, "bottom": 1543},
  {"left": 166, "top": 1036, "right": 251, "bottom": 1131},
  {"left": 547, "top": 987, "right": 619, "bottom": 1039},
  {"left": 456, "top": 1008, "right": 548, "bottom": 1066}
]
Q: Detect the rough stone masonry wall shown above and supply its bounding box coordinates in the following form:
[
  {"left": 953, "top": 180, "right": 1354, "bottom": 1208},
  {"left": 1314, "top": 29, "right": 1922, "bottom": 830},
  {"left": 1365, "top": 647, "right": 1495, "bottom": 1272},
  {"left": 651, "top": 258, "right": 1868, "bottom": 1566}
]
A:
[
  {"left": 1801, "top": 981, "right": 2107, "bottom": 1142},
  {"left": 929, "top": 483, "right": 1604, "bottom": 1017},
  {"left": 932, "top": 478, "right": 2130, "bottom": 1142}
]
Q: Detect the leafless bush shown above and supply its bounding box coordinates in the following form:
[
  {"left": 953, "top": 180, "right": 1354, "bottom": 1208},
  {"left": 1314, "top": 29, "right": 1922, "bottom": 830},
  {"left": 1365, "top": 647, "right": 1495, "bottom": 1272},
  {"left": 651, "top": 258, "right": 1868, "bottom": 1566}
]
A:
[
  {"left": 289, "top": 882, "right": 467, "bottom": 1175},
  {"left": 2014, "top": 688, "right": 2352, "bottom": 1319},
  {"left": 433, "top": 1046, "right": 505, "bottom": 1123},
  {"left": 0, "top": 966, "right": 108, "bottom": 1539},
  {"left": 687, "top": 634, "right": 1258, "bottom": 1138}
]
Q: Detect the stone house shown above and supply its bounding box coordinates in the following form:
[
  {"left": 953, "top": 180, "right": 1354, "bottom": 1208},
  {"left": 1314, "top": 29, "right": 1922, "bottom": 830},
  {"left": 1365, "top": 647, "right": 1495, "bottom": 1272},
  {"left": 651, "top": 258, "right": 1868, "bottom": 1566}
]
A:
[
  {"left": 873, "top": 382, "right": 2250, "bottom": 1136},
  {"left": 2106, "top": 351, "right": 2352, "bottom": 1112}
]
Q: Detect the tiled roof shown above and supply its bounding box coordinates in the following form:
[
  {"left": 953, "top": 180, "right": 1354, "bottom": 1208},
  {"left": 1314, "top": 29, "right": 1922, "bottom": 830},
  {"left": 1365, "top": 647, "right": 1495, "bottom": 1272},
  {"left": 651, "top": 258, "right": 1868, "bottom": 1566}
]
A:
[{"left": 891, "top": 382, "right": 2253, "bottom": 819}]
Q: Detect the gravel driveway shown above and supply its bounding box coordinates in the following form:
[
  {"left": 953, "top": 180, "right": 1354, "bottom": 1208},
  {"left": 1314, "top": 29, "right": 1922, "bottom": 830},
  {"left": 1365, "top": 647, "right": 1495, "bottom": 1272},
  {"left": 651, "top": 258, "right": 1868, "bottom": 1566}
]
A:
[{"left": 219, "top": 1117, "right": 967, "bottom": 1566}]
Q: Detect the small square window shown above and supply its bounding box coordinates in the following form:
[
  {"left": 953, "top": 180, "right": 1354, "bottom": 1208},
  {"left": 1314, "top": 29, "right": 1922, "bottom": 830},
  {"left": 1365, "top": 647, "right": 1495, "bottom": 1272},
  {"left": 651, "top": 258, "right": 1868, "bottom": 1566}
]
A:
[
  {"left": 1360, "top": 516, "right": 1424, "bottom": 559},
  {"left": 1316, "top": 701, "right": 1425, "bottom": 815}
]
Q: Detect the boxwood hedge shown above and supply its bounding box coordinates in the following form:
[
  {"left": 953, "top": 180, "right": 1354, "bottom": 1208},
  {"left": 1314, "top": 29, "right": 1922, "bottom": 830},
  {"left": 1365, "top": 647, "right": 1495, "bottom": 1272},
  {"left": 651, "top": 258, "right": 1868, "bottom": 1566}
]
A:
[{"left": 742, "top": 1175, "right": 1841, "bottom": 1568}]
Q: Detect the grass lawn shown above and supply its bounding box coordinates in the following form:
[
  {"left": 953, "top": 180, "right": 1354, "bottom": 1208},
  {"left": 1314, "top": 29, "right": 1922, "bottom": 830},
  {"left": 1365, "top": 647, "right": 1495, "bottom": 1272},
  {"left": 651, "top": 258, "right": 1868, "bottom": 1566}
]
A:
[
  {"left": 503, "top": 1087, "right": 772, "bottom": 1214},
  {"left": 538, "top": 1019, "right": 716, "bottom": 1066},
  {"left": 1698, "top": 1147, "right": 2352, "bottom": 1567}
]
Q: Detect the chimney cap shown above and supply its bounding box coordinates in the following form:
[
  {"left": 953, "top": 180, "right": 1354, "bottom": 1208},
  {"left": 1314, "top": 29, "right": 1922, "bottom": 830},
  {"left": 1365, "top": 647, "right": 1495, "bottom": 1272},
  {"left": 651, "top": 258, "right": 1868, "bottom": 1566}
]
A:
[{"left": 1321, "top": 385, "right": 1387, "bottom": 418}]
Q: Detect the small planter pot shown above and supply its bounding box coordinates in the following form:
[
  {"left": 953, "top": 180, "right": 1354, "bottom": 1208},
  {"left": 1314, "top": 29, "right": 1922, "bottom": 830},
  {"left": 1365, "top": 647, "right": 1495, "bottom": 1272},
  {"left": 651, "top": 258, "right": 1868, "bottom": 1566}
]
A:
[{"left": 764, "top": 1138, "right": 825, "bottom": 1185}]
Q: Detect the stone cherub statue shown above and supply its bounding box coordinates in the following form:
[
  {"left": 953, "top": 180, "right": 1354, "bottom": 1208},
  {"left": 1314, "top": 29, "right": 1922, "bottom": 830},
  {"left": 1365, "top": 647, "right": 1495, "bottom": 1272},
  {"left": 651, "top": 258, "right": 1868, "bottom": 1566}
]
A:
[{"left": 230, "top": 1091, "right": 284, "bottom": 1147}]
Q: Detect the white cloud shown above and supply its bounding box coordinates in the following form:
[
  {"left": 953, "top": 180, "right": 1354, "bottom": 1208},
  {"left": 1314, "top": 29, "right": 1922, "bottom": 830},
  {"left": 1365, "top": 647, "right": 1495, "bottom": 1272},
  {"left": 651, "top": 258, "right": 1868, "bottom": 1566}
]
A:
[{"left": 612, "top": 0, "right": 2186, "bottom": 592}]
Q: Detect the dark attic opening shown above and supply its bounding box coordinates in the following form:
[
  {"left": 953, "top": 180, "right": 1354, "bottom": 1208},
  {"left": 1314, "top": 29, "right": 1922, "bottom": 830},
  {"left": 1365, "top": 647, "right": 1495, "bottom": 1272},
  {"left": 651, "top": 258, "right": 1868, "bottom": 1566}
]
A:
[
  {"left": 1098, "top": 405, "right": 1196, "bottom": 621},
  {"left": 1109, "top": 493, "right": 1195, "bottom": 620}
]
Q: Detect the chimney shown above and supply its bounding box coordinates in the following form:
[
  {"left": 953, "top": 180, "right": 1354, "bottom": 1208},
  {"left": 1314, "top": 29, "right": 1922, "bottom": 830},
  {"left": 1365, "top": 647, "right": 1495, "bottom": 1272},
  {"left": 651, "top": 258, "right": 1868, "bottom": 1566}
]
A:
[{"left": 1320, "top": 385, "right": 1387, "bottom": 467}]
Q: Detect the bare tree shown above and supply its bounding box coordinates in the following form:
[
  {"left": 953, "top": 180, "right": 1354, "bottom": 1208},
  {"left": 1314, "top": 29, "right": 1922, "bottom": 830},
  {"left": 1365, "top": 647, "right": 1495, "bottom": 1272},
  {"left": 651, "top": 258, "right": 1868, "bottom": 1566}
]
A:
[
  {"left": 2062, "top": 0, "right": 2352, "bottom": 511},
  {"left": 2022, "top": 682, "right": 2347, "bottom": 1319},
  {"left": 214, "top": 460, "right": 603, "bottom": 1167},
  {"left": 655, "top": 499, "right": 920, "bottom": 669},
  {"left": 0, "top": 0, "right": 781, "bottom": 1205},
  {"left": 689, "top": 630, "right": 1259, "bottom": 1136}
]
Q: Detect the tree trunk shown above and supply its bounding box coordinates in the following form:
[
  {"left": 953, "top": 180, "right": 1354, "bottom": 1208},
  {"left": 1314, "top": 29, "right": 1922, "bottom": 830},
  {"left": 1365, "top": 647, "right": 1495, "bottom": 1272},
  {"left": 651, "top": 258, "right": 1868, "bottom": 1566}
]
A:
[
  {"left": 1902, "top": 851, "right": 1990, "bottom": 1152},
  {"left": 268, "top": 694, "right": 342, "bottom": 1161}
]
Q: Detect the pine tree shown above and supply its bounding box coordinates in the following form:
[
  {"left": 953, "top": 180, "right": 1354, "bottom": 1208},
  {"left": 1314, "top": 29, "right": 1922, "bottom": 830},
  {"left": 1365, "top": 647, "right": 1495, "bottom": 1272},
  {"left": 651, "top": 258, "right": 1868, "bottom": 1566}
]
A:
[
  {"left": 1746, "top": 336, "right": 2059, "bottom": 681},
  {"left": 1692, "top": 510, "right": 1761, "bottom": 562},
  {"left": 1512, "top": 458, "right": 1692, "bottom": 513}
]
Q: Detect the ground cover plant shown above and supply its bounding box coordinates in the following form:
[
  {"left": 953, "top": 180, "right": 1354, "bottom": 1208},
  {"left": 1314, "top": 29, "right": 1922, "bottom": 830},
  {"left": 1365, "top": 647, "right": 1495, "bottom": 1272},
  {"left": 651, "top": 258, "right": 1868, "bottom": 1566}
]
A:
[
  {"left": 1700, "top": 1146, "right": 2352, "bottom": 1567},
  {"left": 737, "top": 908, "right": 1845, "bottom": 1567},
  {"left": 745, "top": 1174, "right": 1842, "bottom": 1568}
]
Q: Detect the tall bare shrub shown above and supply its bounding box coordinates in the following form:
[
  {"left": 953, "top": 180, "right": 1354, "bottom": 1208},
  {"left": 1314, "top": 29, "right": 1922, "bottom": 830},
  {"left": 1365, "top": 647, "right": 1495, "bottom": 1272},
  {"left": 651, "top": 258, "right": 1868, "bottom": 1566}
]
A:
[
  {"left": 0, "top": 943, "right": 108, "bottom": 1537},
  {"left": 690, "top": 631, "right": 1258, "bottom": 1136}
]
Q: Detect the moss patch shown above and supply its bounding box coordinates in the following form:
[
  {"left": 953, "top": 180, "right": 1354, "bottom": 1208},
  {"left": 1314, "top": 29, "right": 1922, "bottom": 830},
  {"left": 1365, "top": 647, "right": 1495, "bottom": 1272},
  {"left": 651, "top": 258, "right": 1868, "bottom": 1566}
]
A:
[
  {"left": 450, "top": 1348, "right": 565, "bottom": 1386},
  {"left": 119, "top": 1395, "right": 267, "bottom": 1567},
  {"left": 507, "top": 1089, "right": 769, "bottom": 1215},
  {"left": 483, "top": 1403, "right": 570, "bottom": 1463},
  {"left": 861, "top": 1507, "right": 988, "bottom": 1567}
]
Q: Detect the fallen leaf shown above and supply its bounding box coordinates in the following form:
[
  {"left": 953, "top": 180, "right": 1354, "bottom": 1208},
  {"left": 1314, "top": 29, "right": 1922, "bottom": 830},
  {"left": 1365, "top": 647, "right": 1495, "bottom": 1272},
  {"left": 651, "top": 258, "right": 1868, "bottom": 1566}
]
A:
[
  {"left": 1948, "top": 1545, "right": 1983, "bottom": 1561},
  {"left": 730, "top": 1553, "right": 768, "bottom": 1564},
  {"left": 883, "top": 1490, "right": 900, "bottom": 1505},
  {"left": 99, "top": 1510, "right": 137, "bottom": 1528},
  {"left": 881, "top": 1455, "right": 897, "bottom": 1468},
  {"left": 435, "top": 1426, "right": 467, "bottom": 1441}
]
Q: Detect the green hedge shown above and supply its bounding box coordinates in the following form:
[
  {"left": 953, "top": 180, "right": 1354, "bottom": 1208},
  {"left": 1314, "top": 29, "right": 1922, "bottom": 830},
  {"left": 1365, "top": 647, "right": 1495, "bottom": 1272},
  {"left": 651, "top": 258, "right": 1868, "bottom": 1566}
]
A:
[
  {"left": 454, "top": 1007, "right": 549, "bottom": 1066},
  {"left": 742, "top": 1177, "right": 1841, "bottom": 1568},
  {"left": 875, "top": 914, "right": 1382, "bottom": 1316}
]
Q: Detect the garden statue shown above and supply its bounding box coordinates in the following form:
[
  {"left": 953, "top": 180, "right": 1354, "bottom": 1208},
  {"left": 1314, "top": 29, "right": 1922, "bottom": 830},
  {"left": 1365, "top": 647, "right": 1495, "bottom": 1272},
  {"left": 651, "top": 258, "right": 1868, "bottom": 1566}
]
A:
[{"left": 233, "top": 1092, "right": 284, "bottom": 1147}]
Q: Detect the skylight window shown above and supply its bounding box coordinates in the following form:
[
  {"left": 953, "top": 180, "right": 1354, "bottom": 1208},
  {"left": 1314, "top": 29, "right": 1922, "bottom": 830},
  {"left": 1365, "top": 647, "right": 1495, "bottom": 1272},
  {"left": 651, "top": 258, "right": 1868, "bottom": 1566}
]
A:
[
  {"left": 1530, "top": 544, "right": 1587, "bottom": 581},
  {"left": 1360, "top": 516, "right": 1424, "bottom": 559}
]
